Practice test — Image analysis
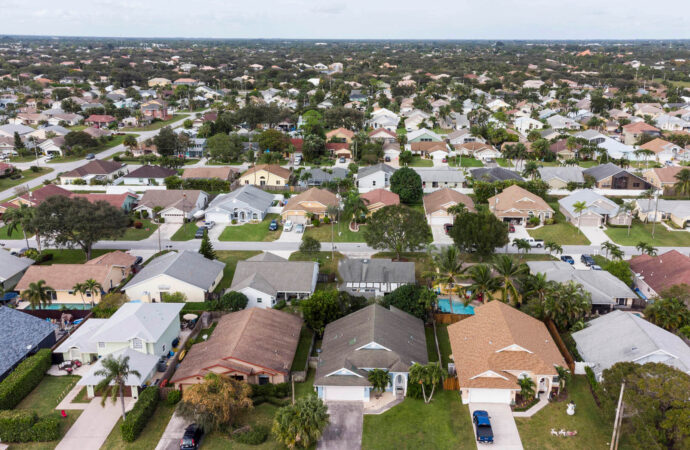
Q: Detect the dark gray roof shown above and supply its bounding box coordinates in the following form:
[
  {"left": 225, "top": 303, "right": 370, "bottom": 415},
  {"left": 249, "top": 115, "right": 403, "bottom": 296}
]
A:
[
  {"left": 0, "top": 250, "right": 34, "bottom": 283},
  {"left": 125, "top": 165, "right": 177, "bottom": 179},
  {"left": 582, "top": 163, "right": 623, "bottom": 181},
  {"left": 357, "top": 163, "right": 396, "bottom": 179},
  {"left": 0, "top": 306, "right": 56, "bottom": 378},
  {"left": 231, "top": 260, "right": 317, "bottom": 294},
  {"left": 314, "top": 305, "right": 428, "bottom": 387},
  {"left": 124, "top": 251, "right": 225, "bottom": 291},
  {"left": 470, "top": 167, "right": 524, "bottom": 182},
  {"left": 338, "top": 258, "right": 415, "bottom": 284},
  {"left": 301, "top": 168, "right": 348, "bottom": 184}
]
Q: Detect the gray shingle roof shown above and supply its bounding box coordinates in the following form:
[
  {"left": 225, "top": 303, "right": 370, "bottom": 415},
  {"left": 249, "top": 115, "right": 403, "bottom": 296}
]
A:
[
  {"left": 124, "top": 251, "right": 225, "bottom": 291},
  {"left": 538, "top": 166, "right": 584, "bottom": 184},
  {"left": 230, "top": 260, "right": 317, "bottom": 295},
  {"left": 206, "top": 185, "right": 274, "bottom": 214},
  {"left": 314, "top": 305, "right": 428, "bottom": 387},
  {"left": 0, "top": 306, "right": 56, "bottom": 378},
  {"left": 357, "top": 163, "right": 396, "bottom": 179},
  {"left": 302, "top": 168, "right": 348, "bottom": 184},
  {"left": 0, "top": 250, "right": 34, "bottom": 284},
  {"left": 89, "top": 302, "right": 183, "bottom": 343},
  {"left": 338, "top": 258, "right": 415, "bottom": 284},
  {"left": 413, "top": 167, "right": 466, "bottom": 183},
  {"left": 470, "top": 167, "right": 523, "bottom": 182},
  {"left": 583, "top": 163, "right": 624, "bottom": 181},
  {"left": 559, "top": 189, "right": 620, "bottom": 218}
]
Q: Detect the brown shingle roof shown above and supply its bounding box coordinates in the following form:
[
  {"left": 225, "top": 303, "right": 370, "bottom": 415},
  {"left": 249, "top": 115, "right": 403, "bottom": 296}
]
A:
[
  {"left": 16, "top": 264, "right": 118, "bottom": 292},
  {"left": 622, "top": 122, "right": 660, "bottom": 133},
  {"left": 241, "top": 164, "right": 291, "bottom": 180},
  {"left": 640, "top": 138, "right": 675, "bottom": 155},
  {"left": 85, "top": 250, "right": 137, "bottom": 268},
  {"left": 181, "top": 166, "right": 237, "bottom": 180},
  {"left": 283, "top": 188, "right": 338, "bottom": 214},
  {"left": 411, "top": 141, "right": 448, "bottom": 153},
  {"left": 136, "top": 190, "right": 203, "bottom": 212},
  {"left": 488, "top": 185, "right": 553, "bottom": 217},
  {"left": 646, "top": 166, "right": 684, "bottom": 184},
  {"left": 61, "top": 160, "right": 124, "bottom": 178},
  {"left": 629, "top": 250, "right": 690, "bottom": 295},
  {"left": 423, "top": 188, "right": 475, "bottom": 215},
  {"left": 70, "top": 193, "right": 135, "bottom": 209},
  {"left": 360, "top": 189, "right": 400, "bottom": 208}
]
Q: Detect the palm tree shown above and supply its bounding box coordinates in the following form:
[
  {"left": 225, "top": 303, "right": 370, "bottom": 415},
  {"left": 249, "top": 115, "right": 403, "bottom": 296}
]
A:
[
  {"left": 3, "top": 204, "right": 34, "bottom": 249},
  {"left": 21, "top": 280, "right": 54, "bottom": 310},
  {"left": 72, "top": 282, "right": 87, "bottom": 309},
  {"left": 636, "top": 242, "right": 658, "bottom": 256},
  {"left": 674, "top": 168, "right": 690, "bottom": 198},
  {"left": 601, "top": 241, "right": 618, "bottom": 259},
  {"left": 342, "top": 190, "right": 368, "bottom": 232},
  {"left": 512, "top": 238, "right": 531, "bottom": 255},
  {"left": 367, "top": 369, "right": 391, "bottom": 399},
  {"left": 492, "top": 255, "right": 526, "bottom": 305},
  {"left": 94, "top": 354, "right": 141, "bottom": 421},
  {"left": 619, "top": 201, "right": 635, "bottom": 237},
  {"left": 272, "top": 395, "right": 329, "bottom": 449},
  {"left": 523, "top": 273, "right": 550, "bottom": 307},
  {"left": 518, "top": 376, "right": 536, "bottom": 401},
  {"left": 423, "top": 246, "right": 466, "bottom": 313},
  {"left": 609, "top": 246, "right": 625, "bottom": 260},
  {"left": 463, "top": 264, "right": 502, "bottom": 304},
  {"left": 572, "top": 200, "right": 588, "bottom": 232},
  {"left": 521, "top": 161, "right": 540, "bottom": 179},
  {"left": 544, "top": 241, "right": 563, "bottom": 255},
  {"left": 555, "top": 366, "right": 571, "bottom": 395},
  {"left": 83, "top": 279, "right": 103, "bottom": 306},
  {"left": 409, "top": 363, "right": 446, "bottom": 404}
]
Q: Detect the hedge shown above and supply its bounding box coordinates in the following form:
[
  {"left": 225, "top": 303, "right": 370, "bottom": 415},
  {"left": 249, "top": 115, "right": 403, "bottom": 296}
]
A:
[
  {"left": 0, "top": 410, "right": 60, "bottom": 442},
  {"left": 120, "top": 386, "right": 159, "bottom": 442},
  {"left": 0, "top": 349, "right": 52, "bottom": 410},
  {"left": 233, "top": 425, "right": 269, "bottom": 445}
]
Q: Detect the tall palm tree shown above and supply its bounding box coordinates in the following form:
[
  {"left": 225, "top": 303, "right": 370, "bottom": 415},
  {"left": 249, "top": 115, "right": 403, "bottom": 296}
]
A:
[
  {"left": 619, "top": 201, "right": 635, "bottom": 237},
  {"left": 521, "top": 161, "right": 540, "bottom": 179},
  {"left": 601, "top": 241, "right": 619, "bottom": 259},
  {"left": 523, "top": 273, "right": 550, "bottom": 307},
  {"left": 72, "top": 282, "right": 87, "bottom": 309},
  {"left": 424, "top": 246, "right": 467, "bottom": 313},
  {"left": 609, "top": 246, "right": 625, "bottom": 260},
  {"left": 674, "top": 168, "right": 690, "bottom": 198},
  {"left": 572, "top": 200, "right": 588, "bottom": 232},
  {"left": 512, "top": 238, "right": 532, "bottom": 255},
  {"left": 555, "top": 366, "right": 571, "bottom": 395},
  {"left": 342, "top": 190, "right": 368, "bottom": 231},
  {"left": 409, "top": 363, "right": 446, "bottom": 404},
  {"left": 21, "top": 280, "right": 54, "bottom": 310},
  {"left": 463, "top": 264, "right": 502, "bottom": 304},
  {"left": 492, "top": 255, "right": 526, "bottom": 305},
  {"left": 83, "top": 279, "right": 103, "bottom": 306},
  {"left": 3, "top": 204, "right": 34, "bottom": 249},
  {"left": 94, "top": 354, "right": 141, "bottom": 421},
  {"left": 544, "top": 241, "right": 563, "bottom": 255}
]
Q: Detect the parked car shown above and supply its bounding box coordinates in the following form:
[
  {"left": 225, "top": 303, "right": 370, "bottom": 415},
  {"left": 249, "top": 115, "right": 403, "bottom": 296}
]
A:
[
  {"left": 283, "top": 220, "right": 294, "bottom": 232},
  {"left": 581, "top": 254, "right": 595, "bottom": 266},
  {"left": 384, "top": 156, "right": 391, "bottom": 162},
  {"left": 444, "top": 223, "right": 453, "bottom": 234},
  {"left": 472, "top": 410, "right": 494, "bottom": 444},
  {"left": 560, "top": 255, "right": 575, "bottom": 264},
  {"left": 525, "top": 238, "right": 543, "bottom": 248},
  {"left": 194, "top": 227, "right": 207, "bottom": 239},
  {"left": 85, "top": 153, "right": 95, "bottom": 160},
  {"left": 203, "top": 221, "right": 215, "bottom": 230},
  {"left": 339, "top": 157, "right": 346, "bottom": 163},
  {"left": 133, "top": 256, "right": 143, "bottom": 266},
  {"left": 509, "top": 224, "right": 515, "bottom": 233},
  {"left": 180, "top": 424, "right": 203, "bottom": 450},
  {"left": 591, "top": 264, "right": 603, "bottom": 271},
  {"left": 295, "top": 223, "right": 305, "bottom": 234},
  {"left": 268, "top": 220, "right": 278, "bottom": 231}
]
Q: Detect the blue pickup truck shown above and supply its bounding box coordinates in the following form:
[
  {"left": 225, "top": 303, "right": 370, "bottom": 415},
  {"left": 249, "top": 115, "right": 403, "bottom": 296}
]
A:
[{"left": 473, "top": 410, "right": 494, "bottom": 444}]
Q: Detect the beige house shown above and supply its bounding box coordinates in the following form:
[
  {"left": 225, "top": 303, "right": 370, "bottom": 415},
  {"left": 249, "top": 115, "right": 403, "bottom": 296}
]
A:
[
  {"left": 281, "top": 187, "right": 339, "bottom": 224},
  {"left": 239, "top": 164, "right": 291, "bottom": 187},
  {"left": 148, "top": 77, "right": 171, "bottom": 87},
  {"left": 326, "top": 127, "right": 355, "bottom": 143},
  {"left": 60, "top": 160, "right": 127, "bottom": 185},
  {"left": 360, "top": 188, "right": 400, "bottom": 214},
  {"left": 448, "top": 301, "right": 566, "bottom": 404},
  {"left": 423, "top": 188, "right": 475, "bottom": 225},
  {"left": 171, "top": 307, "right": 302, "bottom": 388},
  {"left": 488, "top": 185, "right": 553, "bottom": 224},
  {"left": 643, "top": 166, "right": 684, "bottom": 194}
]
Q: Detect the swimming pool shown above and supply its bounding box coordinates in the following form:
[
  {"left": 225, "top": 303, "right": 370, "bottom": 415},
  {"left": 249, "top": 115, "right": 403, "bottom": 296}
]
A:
[
  {"left": 39, "top": 303, "right": 92, "bottom": 310},
  {"left": 437, "top": 298, "right": 475, "bottom": 315}
]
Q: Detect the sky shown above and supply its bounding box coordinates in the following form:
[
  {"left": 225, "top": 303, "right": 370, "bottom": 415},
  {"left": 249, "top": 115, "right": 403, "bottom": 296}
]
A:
[{"left": 2, "top": 0, "right": 689, "bottom": 40}]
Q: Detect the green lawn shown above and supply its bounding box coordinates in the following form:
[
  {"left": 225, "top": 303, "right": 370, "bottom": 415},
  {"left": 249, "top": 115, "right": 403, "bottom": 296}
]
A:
[
  {"left": 218, "top": 214, "right": 281, "bottom": 242},
  {"left": 304, "top": 223, "right": 367, "bottom": 242},
  {"left": 121, "top": 114, "right": 189, "bottom": 132},
  {"left": 435, "top": 325, "right": 452, "bottom": 369},
  {"left": 291, "top": 326, "right": 314, "bottom": 372},
  {"left": 528, "top": 223, "right": 591, "bottom": 245},
  {"left": 293, "top": 368, "right": 316, "bottom": 399},
  {"left": 578, "top": 160, "right": 598, "bottom": 168},
  {"left": 449, "top": 156, "right": 484, "bottom": 167},
  {"left": 425, "top": 327, "right": 439, "bottom": 363},
  {"left": 0, "top": 167, "right": 53, "bottom": 190},
  {"left": 215, "top": 250, "right": 261, "bottom": 292},
  {"left": 605, "top": 220, "right": 690, "bottom": 247},
  {"left": 38, "top": 249, "right": 115, "bottom": 264},
  {"left": 170, "top": 223, "right": 200, "bottom": 241},
  {"left": 496, "top": 158, "right": 513, "bottom": 167},
  {"left": 9, "top": 155, "right": 40, "bottom": 163},
  {"left": 101, "top": 403, "right": 176, "bottom": 450},
  {"left": 47, "top": 135, "right": 134, "bottom": 163},
  {"left": 409, "top": 156, "right": 434, "bottom": 167},
  {"left": 289, "top": 251, "right": 343, "bottom": 278},
  {"left": 116, "top": 219, "right": 158, "bottom": 241},
  {"left": 0, "top": 224, "right": 34, "bottom": 240},
  {"left": 516, "top": 376, "right": 611, "bottom": 450},
  {"left": 362, "top": 390, "right": 476, "bottom": 449}
]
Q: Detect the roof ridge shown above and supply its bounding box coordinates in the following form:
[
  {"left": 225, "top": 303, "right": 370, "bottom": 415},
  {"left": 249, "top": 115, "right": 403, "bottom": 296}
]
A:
[{"left": 229, "top": 308, "right": 256, "bottom": 357}]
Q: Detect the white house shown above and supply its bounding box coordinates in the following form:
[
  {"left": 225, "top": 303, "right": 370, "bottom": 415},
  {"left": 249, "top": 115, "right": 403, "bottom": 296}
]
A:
[
  {"left": 134, "top": 190, "right": 208, "bottom": 224},
  {"left": 356, "top": 163, "right": 396, "bottom": 193},
  {"left": 204, "top": 185, "right": 274, "bottom": 224},
  {"left": 124, "top": 251, "right": 225, "bottom": 303},
  {"left": 546, "top": 114, "right": 581, "bottom": 130},
  {"left": 120, "top": 165, "right": 177, "bottom": 186},
  {"left": 514, "top": 117, "right": 544, "bottom": 135},
  {"left": 337, "top": 258, "right": 415, "bottom": 297}
]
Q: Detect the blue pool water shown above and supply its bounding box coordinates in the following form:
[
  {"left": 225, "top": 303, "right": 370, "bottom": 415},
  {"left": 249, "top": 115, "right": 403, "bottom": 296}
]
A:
[
  {"left": 37, "top": 303, "right": 92, "bottom": 310},
  {"left": 437, "top": 298, "right": 475, "bottom": 315}
]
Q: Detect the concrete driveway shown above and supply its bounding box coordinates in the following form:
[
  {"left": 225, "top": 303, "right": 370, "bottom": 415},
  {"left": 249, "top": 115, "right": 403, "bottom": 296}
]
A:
[
  {"left": 317, "top": 402, "right": 363, "bottom": 450},
  {"left": 56, "top": 397, "right": 134, "bottom": 450},
  {"left": 431, "top": 224, "right": 453, "bottom": 244},
  {"left": 469, "top": 403, "right": 523, "bottom": 450},
  {"left": 155, "top": 412, "right": 190, "bottom": 450}
]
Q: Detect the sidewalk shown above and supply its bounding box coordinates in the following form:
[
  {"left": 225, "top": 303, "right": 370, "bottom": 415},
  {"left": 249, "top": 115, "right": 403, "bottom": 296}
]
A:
[
  {"left": 55, "top": 381, "right": 90, "bottom": 411},
  {"left": 512, "top": 396, "right": 549, "bottom": 418}
]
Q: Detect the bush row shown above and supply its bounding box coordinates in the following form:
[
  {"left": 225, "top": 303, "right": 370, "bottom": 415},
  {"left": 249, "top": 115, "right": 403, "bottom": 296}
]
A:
[
  {"left": 120, "top": 386, "right": 159, "bottom": 442},
  {"left": 0, "top": 349, "right": 52, "bottom": 410},
  {"left": 250, "top": 382, "right": 290, "bottom": 399},
  {"left": 233, "top": 425, "right": 269, "bottom": 445},
  {"left": 0, "top": 410, "right": 60, "bottom": 442}
]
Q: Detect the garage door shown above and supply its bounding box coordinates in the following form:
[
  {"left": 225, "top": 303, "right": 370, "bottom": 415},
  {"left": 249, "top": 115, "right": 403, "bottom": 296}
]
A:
[
  {"left": 287, "top": 215, "right": 308, "bottom": 224},
  {"left": 468, "top": 388, "right": 512, "bottom": 404},
  {"left": 430, "top": 215, "right": 452, "bottom": 226},
  {"left": 578, "top": 216, "right": 600, "bottom": 227},
  {"left": 323, "top": 386, "right": 364, "bottom": 402},
  {"left": 205, "top": 212, "right": 230, "bottom": 224}
]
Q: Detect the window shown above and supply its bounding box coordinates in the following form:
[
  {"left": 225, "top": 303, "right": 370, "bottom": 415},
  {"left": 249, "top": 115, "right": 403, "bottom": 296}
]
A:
[
  {"left": 633, "top": 182, "right": 640, "bottom": 187},
  {"left": 257, "top": 298, "right": 262, "bottom": 303},
  {"left": 276, "top": 180, "right": 281, "bottom": 185},
  {"left": 98, "top": 342, "right": 105, "bottom": 348},
  {"left": 372, "top": 180, "right": 376, "bottom": 186},
  {"left": 132, "top": 338, "right": 142, "bottom": 349}
]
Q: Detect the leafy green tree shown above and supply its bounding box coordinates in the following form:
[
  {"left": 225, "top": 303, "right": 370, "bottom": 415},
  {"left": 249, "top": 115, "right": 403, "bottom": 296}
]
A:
[
  {"left": 212, "top": 291, "right": 248, "bottom": 312},
  {"left": 342, "top": 190, "right": 369, "bottom": 229},
  {"left": 380, "top": 284, "right": 434, "bottom": 320},
  {"left": 272, "top": 395, "right": 329, "bottom": 449},
  {"left": 301, "top": 290, "right": 366, "bottom": 337},
  {"left": 299, "top": 235, "right": 321, "bottom": 254},
  {"left": 449, "top": 209, "right": 509, "bottom": 260},
  {"left": 123, "top": 134, "right": 138, "bottom": 150},
  {"left": 541, "top": 281, "right": 591, "bottom": 331},
  {"left": 152, "top": 126, "right": 180, "bottom": 156},
  {"left": 21, "top": 280, "right": 54, "bottom": 310},
  {"left": 199, "top": 228, "right": 216, "bottom": 260},
  {"left": 95, "top": 354, "right": 141, "bottom": 421},
  {"left": 161, "top": 291, "right": 188, "bottom": 303},
  {"left": 390, "top": 167, "right": 422, "bottom": 204},
  {"left": 399, "top": 150, "right": 413, "bottom": 166},
  {"left": 422, "top": 246, "right": 466, "bottom": 312},
  {"left": 521, "top": 161, "right": 540, "bottom": 179},
  {"left": 207, "top": 133, "right": 237, "bottom": 162},
  {"left": 409, "top": 363, "right": 446, "bottom": 404},
  {"left": 674, "top": 168, "right": 690, "bottom": 197},
  {"left": 363, "top": 205, "right": 432, "bottom": 260},
  {"left": 257, "top": 129, "right": 289, "bottom": 153},
  {"left": 602, "top": 259, "right": 633, "bottom": 286},
  {"left": 64, "top": 131, "right": 98, "bottom": 149},
  {"left": 644, "top": 297, "right": 690, "bottom": 332},
  {"left": 302, "top": 135, "right": 325, "bottom": 162},
  {"left": 367, "top": 369, "right": 391, "bottom": 399},
  {"left": 3, "top": 203, "right": 35, "bottom": 249}
]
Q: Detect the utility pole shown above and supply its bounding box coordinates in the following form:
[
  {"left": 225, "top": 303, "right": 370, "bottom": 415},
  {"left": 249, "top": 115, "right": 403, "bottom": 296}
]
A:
[{"left": 610, "top": 382, "right": 625, "bottom": 450}]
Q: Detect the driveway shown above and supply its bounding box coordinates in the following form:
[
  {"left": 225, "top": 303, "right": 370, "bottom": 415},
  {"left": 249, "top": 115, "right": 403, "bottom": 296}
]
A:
[
  {"left": 469, "top": 403, "right": 523, "bottom": 450},
  {"left": 56, "top": 397, "right": 134, "bottom": 450},
  {"left": 317, "top": 402, "right": 363, "bottom": 450},
  {"left": 278, "top": 228, "right": 304, "bottom": 242},
  {"left": 431, "top": 224, "right": 453, "bottom": 244},
  {"left": 155, "top": 412, "right": 190, "bottom": 450},
  {"left": 579, "top": 226, "right": 610, "bottom": 246}
]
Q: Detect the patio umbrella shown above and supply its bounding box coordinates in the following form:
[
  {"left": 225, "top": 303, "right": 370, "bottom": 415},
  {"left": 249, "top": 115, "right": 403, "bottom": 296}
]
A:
[{"left": 182, "top": 313, "right": 198, "bottom": 321}]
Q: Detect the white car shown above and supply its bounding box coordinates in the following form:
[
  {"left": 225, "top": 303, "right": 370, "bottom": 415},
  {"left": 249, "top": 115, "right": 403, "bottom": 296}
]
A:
[
  {"left": 283, "top": 220, "right": 294, "bottom": 232},
  {"left": 203, "top": 221, "right": 215, "bottom": 229}
]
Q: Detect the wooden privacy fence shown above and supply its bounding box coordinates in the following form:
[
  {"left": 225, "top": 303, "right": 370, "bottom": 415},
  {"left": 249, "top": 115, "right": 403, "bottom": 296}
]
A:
[
  {"left": 443, "top": 376, "right": 459, "bottom": 391},
  {"left": 545, "top": 319, "right": 575, "bottom": 372},
  {"left": 434, "top": 313, "right": 472, "bottom": 325}
]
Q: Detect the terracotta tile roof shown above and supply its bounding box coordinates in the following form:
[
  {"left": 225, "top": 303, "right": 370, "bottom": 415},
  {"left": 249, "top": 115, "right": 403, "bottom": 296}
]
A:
[
  {"left": 17, "top": 185, "right": 72, "bottom": 206},
  {"left": 640, "top": 138, "right": 675, "bottom": 154},
  {"left": 283, "top": 187, "right": 338, "bottom": 213},
  {"left": 360, "top": 189, "right": 400, "bottom": 208},
  {"left": 488, "top": 185, "right": 553, "bottom": 217},
  {"left": 171, "top": 308, "right": 302, "bottom": 383},
  {"left": 423, "top": 188, "right": 475, "bottom": 215},
  {"left": 629, "top": 250, "right": 690, "bottom": 295},
  {"left": 241, "top": 164, "right": 291, "bottom": 180},
  {"left": 411, "top": 141, "right": 448, "bottom": 153},
  {"left": 646, "top": 166, "right": 684, "bottom": 184},
  {"left": 326, "top": 127, "right": 355, "bottom": 139},
  {"left": 70, "top": 193, "right": 135, "bottom": 209},
  {"left": 16, "top": 264, "right": 119, "bottom": 292},
  {"left": 326, "top": 142, "right": 350, "bottom": 151},
  {"left": 369, "top": 128, "right": 397, "bottom": 139},
  {"left": 85, "top": 114, "right": 116, "bottom": 123},
  {"left": 447, "top": 301, "right": 566, "bottom": 390},
  {"left": 454, "top": 142, "right": 494, "bottom": 152},
  {"left": 622, "top": 122, "right": 660, "bottom": 133}
]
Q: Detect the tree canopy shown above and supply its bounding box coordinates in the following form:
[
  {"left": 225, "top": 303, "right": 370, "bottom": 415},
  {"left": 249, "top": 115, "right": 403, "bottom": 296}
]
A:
[
  {"left": 449, "top": 209, "right": 509, "bottom": 259},
  {"left": 390, "top": 167, "right": 423, "bottom": 204},
  {"left": 380, "top": 284, "right": 435, "bottom": 320},
  {"left": 363, "top": 205, "right": 432, "bottom": 260}
]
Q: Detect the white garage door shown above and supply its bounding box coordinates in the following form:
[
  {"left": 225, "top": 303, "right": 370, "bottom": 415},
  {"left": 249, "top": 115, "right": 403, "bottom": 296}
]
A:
[
  {"left": 468, "top": 388, "right": 512, "bottom": 404},
  {"left": 323, "top": 386, "right": 364, "bottom": 402},
  {"left": 287, "top": 215, "right": 308, "bottom": 224},
  {"left": 430, "top": 215, "right": 452, "bottom": 226},
  {"left": 205, "top": 212, "right": 231, "bottom": 224}
]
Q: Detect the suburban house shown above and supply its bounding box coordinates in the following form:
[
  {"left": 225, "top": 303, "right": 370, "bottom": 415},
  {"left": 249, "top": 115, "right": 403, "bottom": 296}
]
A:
[
  {"left": 455, "top": 142, "right": 501, "bottom": 161},
  {"left": 488, "top": 185, "right": 554, "bottom": 224},
  {"left": 0, "top": 250, "right": 34, "bottom": 291},
  {"left": 559, "top": 189, "right": 631, "bottom": 227},
  {"left": 547, "top": 114, "right": 581, "bottom": 130},
  {"left": 326, "top": 127, "right": 355, "bottom": 143},
  {"left": 71, "top": 192, "right": 139, "bottom": 212},
  {"left": 639, "top": 138, "right": 683, "bottom": 163},
  {"left": 572, "top": 311, "right": 690, "bottom": 380},
  {"left": 415, "top": 168, "right": 466, "bottom": 193},
  {"left": 124, "top": 251, "right": 225, "bottom": 302},
  {"left": 369, "top": 128, "right": 397, "bottom": 143},
  {"left": 447, "top": 301, "right": 566, "bottom": 404},
  {"left": 583, "top": 163, "right": 652, "bottom": 190},
  {"left": 230, "top": 253, "right": 318, "bottom": 308},
  {"left": 548, "top": 139, "right": 581, "bottom": 160},
  {"left": 121, "top": 165, "right": 177, "bottom": 186},
  {"left": 629, "top": 250, "right": 690, "bottom": 301},
  {"left": 423, "top": 188, "right": 475, "bottom": 225},
  {"left": 406, "top": 128, "right": 442, "bottom": 143},
  {"left": 337, "top": 258, "right": 415, "bottom": 297},
  {"left": 239, "top": 164, "right": 291, "bottom": 187},
  {"left": 527, "top": 261, "right": 638, "bottom": 310},
  {"left": 15, "top": 252, "right": 134, "bottom": 306},
  {"left": 356, "top": 163, "right": 396, "bottom": 192},
  {"left": 314, "top": 304, "right": 427, "bottom": 402},
  {"left": 140, "top": 99, "right": 169, "bottom": 119},
  {"left": 181, "top": 166, "right": 237, "bottom": 181},
  {"left": 621, "top": 122, "right": 661, "bottom": 145},
  {"left": 0, "top": 306, "right": 56, "bottom": 381},
  {"left": 135, "top": 189, "right": 208, "bottom": 223},
  {"left": 38, "top": 136, "right": 66, "bottom": 157},
  {"left": 643, "top": 166, "right": 684, "bottom": 194},
  {"left": 635, "top": 198, "right": 690, "bottom": 227},
  {"left": 71, "top": 303, "right": 184, "bottom": 399},
  {"left": 0, "top": 185, "right": 72, "bottom": 215},
  {"left": 538, "top": 167, "right": 585, "bottom": 189},
  {"left": 514, "top": 117, "right": 543, "bottom": 135},
  {"left": 470, "top": 167, "right": 524, "bottom": 183},
  {"left": 280, "top": 187, "right": 338, "bottom": 223},
  {"left": 171, "top": 308, "right": 302, "bottom": 388},
  {"left": 84, "top": 114, "right": 117, "bottom": 128},
  {"left": 360, "top": 189, "right": 400, "bottom": 214},
  {"left": 298, "top": 168, "right": 348, "bottom": 188},
  {"left": 447, "top": 129, "right": 484, "bottom": 146},
  {"left": 60, "top": 160, "right": 127, "bottom": 185},
  {"left": 205, "top": 185, "right": 274, "bottom": 224},
  {"left": 410, "top": 141, "right": 449, "bottom": 161}
]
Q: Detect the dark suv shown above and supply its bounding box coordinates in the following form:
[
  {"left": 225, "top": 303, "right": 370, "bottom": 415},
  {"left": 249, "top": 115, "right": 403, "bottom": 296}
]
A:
[
  {"left": 581, "top": 254, "right": 595, "bottom": 266},
  {"left": 180, "top": 424, "right": 203, "bottom": 450}
]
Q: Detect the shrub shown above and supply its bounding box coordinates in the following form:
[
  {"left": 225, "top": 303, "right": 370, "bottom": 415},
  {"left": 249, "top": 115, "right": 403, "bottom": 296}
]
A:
[
  {"left": 141, "top": 210, "right": 149, "bottom": 219},
  {"left": 584, "top": 366, "right": 602, "bottom": 401},
  {"left": 231, "top": 219, "right": 238, "bottom": 224},
  {"left": 273, "top": 299, "right": 287, "bottom": 310},
  {"left": 323, "top": 216, "right": 331, "bottom": 224},
  {"left": 311, "top": 217, "right": 320, "bottom": 227},
  {"left": 0, "top": 349, "right": 51, "bottom": 410},
  {"left": 209, "top": 291, "right": 248, "bottom": 312},
  {"left": 0, "top": 410, "right": 60, "bottom": 443},
  {"left": 166, "top": 389, "right": 181, "bottom": 405},
  {"left": 29, "top": 165, "right": 40, "bottom": 172},
  {"left": 527, "top": 216, "right": 540, "bottom": 226},
  {"left": 72, "top": 178, "right": 87, "bottom": 185},
  {"left": 234, "top": 425, "right": 269, "bottom": 445},
  {"left": 133, "top": 221, "right": 143, "bottom": 229},
  {"left": 120, "top": 386, "right": 159, "bottom": 442},
  {"left": 158, "top": 218, "right": 165, "bottom": 223}
]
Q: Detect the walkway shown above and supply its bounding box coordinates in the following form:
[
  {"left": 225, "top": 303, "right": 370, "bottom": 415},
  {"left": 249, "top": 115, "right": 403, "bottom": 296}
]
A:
[
  {"left": 55, "top": 381, "right": 90, "bottom": 411},
  {"left": 363, "top": 393, "right": 404, "bottom": 415},
  {"left": 317, "top": 402, "right": 363, "bottom": 450},
  {"left": 512, "top": 396, "right": 549, "bottom": 418},
  {"left": 55, "top": 397, "right": 134, "bottom": 450}
]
